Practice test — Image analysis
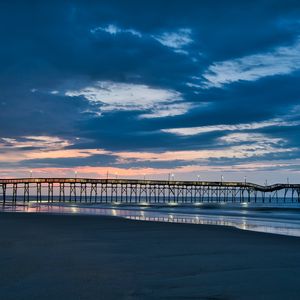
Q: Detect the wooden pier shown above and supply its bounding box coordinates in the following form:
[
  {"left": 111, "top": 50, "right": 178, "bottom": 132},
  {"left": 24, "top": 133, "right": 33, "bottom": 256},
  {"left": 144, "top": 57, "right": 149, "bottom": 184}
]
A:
[{"left": 0, "top": 178, "right": 300, "bottom": 205}]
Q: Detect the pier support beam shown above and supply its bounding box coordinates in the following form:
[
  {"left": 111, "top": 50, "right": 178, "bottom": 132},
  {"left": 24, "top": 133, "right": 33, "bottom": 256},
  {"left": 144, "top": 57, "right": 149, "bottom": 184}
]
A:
[
  {"left": 24, "top": 183, "right": 29, "bottom": 202},
  {"left": 1, "top": 184, "right": 6, "bottom": 204}
]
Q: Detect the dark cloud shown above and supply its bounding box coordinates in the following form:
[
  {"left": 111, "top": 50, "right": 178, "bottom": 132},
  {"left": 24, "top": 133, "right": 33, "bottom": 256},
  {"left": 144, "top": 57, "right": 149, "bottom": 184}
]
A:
[{"left": 18, "top": 154, "right": 118, "bottom": 168}]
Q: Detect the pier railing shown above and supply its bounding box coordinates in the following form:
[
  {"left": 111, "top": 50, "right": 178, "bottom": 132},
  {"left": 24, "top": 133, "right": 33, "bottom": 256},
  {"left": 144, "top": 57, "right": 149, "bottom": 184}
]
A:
[{"left": 0, "top": 178, "right": 299, "bottom": 205}]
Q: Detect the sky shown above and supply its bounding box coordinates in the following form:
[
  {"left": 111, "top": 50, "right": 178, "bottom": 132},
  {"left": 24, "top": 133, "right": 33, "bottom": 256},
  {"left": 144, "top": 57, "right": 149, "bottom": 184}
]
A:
[{"left": 1, "top": 0, "right": 300, "bottom": 184}]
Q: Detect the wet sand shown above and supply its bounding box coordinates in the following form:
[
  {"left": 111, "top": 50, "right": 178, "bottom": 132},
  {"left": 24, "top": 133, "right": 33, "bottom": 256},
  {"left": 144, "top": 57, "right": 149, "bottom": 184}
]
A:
[{"left": 0, "top": 212, "right": 300, "bottom": 300}]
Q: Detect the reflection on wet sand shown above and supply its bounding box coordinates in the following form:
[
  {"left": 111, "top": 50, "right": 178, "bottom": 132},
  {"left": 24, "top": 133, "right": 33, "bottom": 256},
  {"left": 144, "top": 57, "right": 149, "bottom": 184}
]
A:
[{"left": 1, "top": 203, "right": 300, "bottom": 237}]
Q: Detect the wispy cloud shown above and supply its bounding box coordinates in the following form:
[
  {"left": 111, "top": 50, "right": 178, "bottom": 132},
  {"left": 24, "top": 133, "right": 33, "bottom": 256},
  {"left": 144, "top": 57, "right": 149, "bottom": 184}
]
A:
[
  {"left": 65, "top": 81, "right": 188, "bottom": 118},
  {"left": 162, "top": 119, "right": 300, "bottom": 136},
  {"left": 1, "top": 134, "right": 293, "bottom": 165},
  {"left": 218, "top": 132, "right": 284, "bottom": 145},
  {"left": 0, "top": 136, "right": 71, "bottom": 150},
  {"left": 0, "top": 132, "right": 297, "bottom": 179},
  {"left": 139, "top": 103, "right": 192, "bottom": 119},
  {"left": 90, "top": 24, "right": 142, "bottom": 37},
  {"left": 203, "top": 38, "right": 300, "bottom": 88},
  {"left": 91, "top": 24, "right": 193, "bottom": 55},
  {"left": 0, "top": 136, "right": 108, "bottom": 163},
  {"left": 116, "top": 140, "right": 294, "bottom": 161},
  {"left": 152, "top": 28, "right": 193, "bottom": 52},
  {"left": 3, "top": 157, "right": 300, "bottom": 181}
]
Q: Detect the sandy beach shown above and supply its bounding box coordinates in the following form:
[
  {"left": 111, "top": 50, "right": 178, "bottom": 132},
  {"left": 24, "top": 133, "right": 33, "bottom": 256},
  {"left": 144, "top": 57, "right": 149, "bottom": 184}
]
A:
[{"left": 0, "top": 213, "right": 300, "bottom": 300}]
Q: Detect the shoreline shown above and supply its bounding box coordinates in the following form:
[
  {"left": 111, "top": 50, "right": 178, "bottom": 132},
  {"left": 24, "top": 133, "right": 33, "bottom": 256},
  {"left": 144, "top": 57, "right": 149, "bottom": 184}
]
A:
[
  {"left": 1, "top": 212, "right": 300, "bottom": 299},
  {"left": 2, "top": 203, "right": 300, "bottom": 238}
]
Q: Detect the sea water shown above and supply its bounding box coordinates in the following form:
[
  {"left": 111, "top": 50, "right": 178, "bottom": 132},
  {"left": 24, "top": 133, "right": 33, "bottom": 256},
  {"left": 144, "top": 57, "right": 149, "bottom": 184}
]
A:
[{"left": 1, "top": 201, "right": 300, "bottom": 237}]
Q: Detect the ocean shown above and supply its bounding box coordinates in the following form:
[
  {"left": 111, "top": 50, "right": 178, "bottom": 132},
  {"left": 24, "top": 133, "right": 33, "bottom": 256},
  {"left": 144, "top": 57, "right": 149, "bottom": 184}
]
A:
[{"left": 1, "top": 200, "right": 300, "bottom": 237}]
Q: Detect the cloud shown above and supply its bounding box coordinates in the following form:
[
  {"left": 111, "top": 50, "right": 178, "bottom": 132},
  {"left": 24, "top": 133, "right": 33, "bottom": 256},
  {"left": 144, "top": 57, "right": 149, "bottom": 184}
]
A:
[
  {"left": 152, "top": 28, "right": 193, "bottom": 50},
  {"left": 203, "top": 38, "right": 300, "bottom": 88},
  {"left": 139, "top": 103, "right": 192, "bottom": 119},
  {"left": 90, "top": 24, "right": 142, "bottom": 37},
  {"left": 0, "top": 136, "right": 109, "bottom": 163},
  {"left": 3, "top": 157, "right": 300, "bottom": 180},
  {"left": 91, "top": 24, "right": 193, "bottom": 55},
  {"left": 218, "top": 132, "right": 284, "bottom": 144},
  {"left": 65, "top": 81, "right": 187, "bottom": 118},
  {"left": 116, "top": 140, "right": 294, "bottom": 161},
  {"left": 0, "top": 136, "right": 71, "bottom": 150},
  {"left": 162, "top": 119, "right": 300, "bottom": 136},
  {"left": 1, "top": 131, "right": 299, "bottom": 179},
  {"left": 1, "top": 132, "right": 294, "bottom": 168},
  {"left": 2, "top": 2, "right": 300, "bottom": 181}
]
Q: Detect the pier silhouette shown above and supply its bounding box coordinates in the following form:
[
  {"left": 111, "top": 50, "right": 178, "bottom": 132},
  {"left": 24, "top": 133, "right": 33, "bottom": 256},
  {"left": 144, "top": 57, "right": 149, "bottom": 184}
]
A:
[{"left": 1, "top": 178, "right": 299, "bottom": 205}]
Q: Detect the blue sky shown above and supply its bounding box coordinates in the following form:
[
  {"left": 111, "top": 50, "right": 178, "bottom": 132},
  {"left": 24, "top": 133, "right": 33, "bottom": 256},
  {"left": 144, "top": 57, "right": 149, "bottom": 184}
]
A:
[{"left": 1, "top": 0, "right": 300, "bottom": 183}]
